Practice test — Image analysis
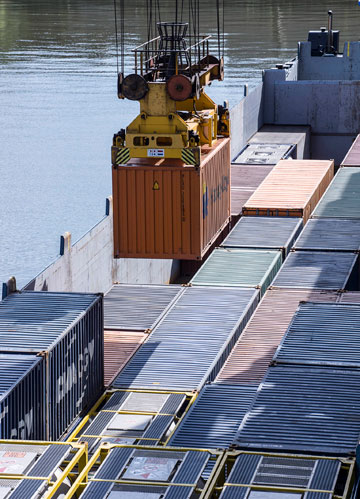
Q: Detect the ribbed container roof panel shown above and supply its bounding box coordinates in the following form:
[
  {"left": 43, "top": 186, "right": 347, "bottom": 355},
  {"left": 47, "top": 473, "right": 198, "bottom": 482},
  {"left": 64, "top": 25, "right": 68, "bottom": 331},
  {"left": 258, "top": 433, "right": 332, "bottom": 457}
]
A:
[
  {"left": 274, "top": 302, "right": 360, "bottom": 367},
  {"left": 0, "top": 291, "right": 100, "bottom": 351},
  {"left": 191, "top": 249, "right": 282, "bottom": 296},
  {"left": 112, "top": 287, "right": 260, "bottom": 391},
  {"left": 169, "top": 384, "right": 256, "bottom": 448},
  {"left": 216, "top": 289, "right": 340, "bottom": 385},
  {"left": 234, "top": 365, "right": 360, "bottom": 455},
  {"left": 312, "top": 167, "right": 360, "bottom": 219},
  {"left": 221, "top": 217, "right": 302, "bottom": 256},
  {"left": 271, "top": 251, "right": 357, "bottom": 290},
  {"left": 104, "top": 284, "right": 182, "bottom": 331},
  {"left": 294, "top": 218, "right": 360, "bottom": 252}
]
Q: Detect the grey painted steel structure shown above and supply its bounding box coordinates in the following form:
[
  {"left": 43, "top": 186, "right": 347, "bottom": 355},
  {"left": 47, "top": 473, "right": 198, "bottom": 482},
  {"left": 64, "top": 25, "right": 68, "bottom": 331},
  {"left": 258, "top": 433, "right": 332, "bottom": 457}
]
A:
[
  {"left": 274, "top": 302, "right": 360, "bottom": 368},
  {"left": 219, "top": 454, "right": 341, "bottom": 499},
  {"left": 233, "top": 365, "right": 360, "bottom": 455},
  {"left": 191, "top": 249, "right": 282, "bottom": 296},
  {"left": 0, "top": 291, "right": 103, "bottom": 440},
  {"left": 221, "top": 217, "right": 302, "bottom": 258},
  {"left": 271, "top": 251, "right": 358, "bottom": 290},
  {"left": 294, "top": 218, "right": 360, "bottom": 252},
  {"left": 112, "top": 287, "right": 260, "bottom": 391},
  {"left": 312, "top": 168, "right": 360, "bottom": 219},
  {"left": 80, "top": 447, "right": 212, "bottom": 498},
  {"left": 233, "top": 143, "right": 294, "bottom": 165},
  {"left": 104, "top": 284, "right": 183, "bottom": 331},
  {"left": 0, "top": 354, "right": 44, "bottom": 440},
  {"left": 169, "top": 384, "right": 257, "bottom": 449}
]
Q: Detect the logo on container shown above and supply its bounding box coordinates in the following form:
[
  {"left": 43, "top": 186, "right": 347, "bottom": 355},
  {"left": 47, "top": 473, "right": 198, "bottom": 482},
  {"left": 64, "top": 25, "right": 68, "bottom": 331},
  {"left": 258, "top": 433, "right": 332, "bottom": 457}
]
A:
[{"left": 203, "top": 176, "right": 229, "bottom": 218}]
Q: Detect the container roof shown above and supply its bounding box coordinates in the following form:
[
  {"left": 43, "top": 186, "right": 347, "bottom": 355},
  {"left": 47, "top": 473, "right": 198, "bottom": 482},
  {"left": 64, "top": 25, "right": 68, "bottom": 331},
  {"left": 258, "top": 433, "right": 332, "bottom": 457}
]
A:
[
  {"left": 0, "top": 291, "right": 100, "bottom": 352},
  {"left": 294, "top": 218, "right": 360, "bottom": 251}
]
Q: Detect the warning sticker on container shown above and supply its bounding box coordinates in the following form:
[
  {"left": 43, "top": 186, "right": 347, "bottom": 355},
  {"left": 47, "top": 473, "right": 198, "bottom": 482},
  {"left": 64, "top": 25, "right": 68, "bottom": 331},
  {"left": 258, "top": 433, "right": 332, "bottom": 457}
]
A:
[
  {"left": 147, "top": 149, "right": 165, "bottom": 157},
  {"left": 123, "top": 456, "right": 178, "bottom": 481},
  {"left": 0, "top": 451, "right": 37, "bottom": 474}
]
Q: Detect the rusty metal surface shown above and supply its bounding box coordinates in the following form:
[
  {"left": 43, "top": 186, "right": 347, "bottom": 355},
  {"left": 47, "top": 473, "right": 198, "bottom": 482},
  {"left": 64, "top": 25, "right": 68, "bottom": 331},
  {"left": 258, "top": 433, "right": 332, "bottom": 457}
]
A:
[
  {"left": 243, "top": 159, "right": 334, "bottom": 223},
  {"left": 215, "top": 288, "right": 340, "bottom": 386},
  {"left": 341, "top": 134, "right": 360, "bottom": 166},
  {"left": 104, "top": 330, "right": 147, "bottom": 386},
  {"left": 112, "top": 138, "right": 230, "bottom": 260}
]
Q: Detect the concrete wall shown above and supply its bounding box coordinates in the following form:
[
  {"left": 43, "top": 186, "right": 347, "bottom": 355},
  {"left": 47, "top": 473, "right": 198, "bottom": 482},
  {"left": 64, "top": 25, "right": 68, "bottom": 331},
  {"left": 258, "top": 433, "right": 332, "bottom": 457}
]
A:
[
  {"left": 21, "top": 198, "right": 180, "bottom": 295},
  {"left": 230, "top": 83, "right": 264, "bottom": 160},
  {"left": 299, "top": 41, "right": 360, "bottom": 80}
]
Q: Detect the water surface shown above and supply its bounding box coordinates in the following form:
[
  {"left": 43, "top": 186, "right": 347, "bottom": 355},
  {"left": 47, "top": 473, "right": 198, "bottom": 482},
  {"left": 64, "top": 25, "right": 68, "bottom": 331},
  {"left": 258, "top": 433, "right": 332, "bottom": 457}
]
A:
[{"left": 1, "top": 0, "right": 360, "bottom": 287}]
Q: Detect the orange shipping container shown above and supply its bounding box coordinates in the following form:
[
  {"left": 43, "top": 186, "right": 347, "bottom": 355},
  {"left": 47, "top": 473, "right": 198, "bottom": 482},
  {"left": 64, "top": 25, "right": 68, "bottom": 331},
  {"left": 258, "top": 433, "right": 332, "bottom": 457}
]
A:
[
  {"left": 243, "top": 159, "right": 334, "bottom": 223},
  {"left": 112, "top": 138, "right": 230, "bottom": 260},
  {"left": 104, "top": 330, "right": 147, "bottom": 386},
  {"left": 215, "top": 288, "right": 340, "bottom": 386}
]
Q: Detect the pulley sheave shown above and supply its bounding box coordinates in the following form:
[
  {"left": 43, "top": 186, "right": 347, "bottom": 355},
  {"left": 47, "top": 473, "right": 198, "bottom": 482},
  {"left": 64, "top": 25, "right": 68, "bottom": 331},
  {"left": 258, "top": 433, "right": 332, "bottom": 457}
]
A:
[
  {"left": 122, "top": 74, "right": 149, "bottom": 101},
  {"left": 166, "top": 74, "right": 192, "bottom": 101}
]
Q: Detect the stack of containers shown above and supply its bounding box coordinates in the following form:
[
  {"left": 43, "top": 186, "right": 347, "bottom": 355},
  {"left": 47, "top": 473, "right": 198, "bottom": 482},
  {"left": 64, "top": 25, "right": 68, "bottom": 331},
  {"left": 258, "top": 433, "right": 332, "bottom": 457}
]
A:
[
  {"left": 103, "top": 284, "right": 183, "bottom": 385},
  {"left": 230, "top": 152, "right": 360, "bottom": 458},
  {"left": 0, "top": 291, "right": 103, "bottom": 440},
  {"left": 169, "top": 159, "right": 337, "bottom": 452}
]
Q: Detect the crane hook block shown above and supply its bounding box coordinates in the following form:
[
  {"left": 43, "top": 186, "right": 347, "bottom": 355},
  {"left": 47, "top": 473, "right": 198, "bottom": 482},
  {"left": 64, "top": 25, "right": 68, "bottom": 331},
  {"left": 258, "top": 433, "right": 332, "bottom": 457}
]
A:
[
  {"left": 166, "top": 74, "right": 192, "bottom": 101},
  {"left": 122, "top": 74, "right": 149, "bottom": 101}
]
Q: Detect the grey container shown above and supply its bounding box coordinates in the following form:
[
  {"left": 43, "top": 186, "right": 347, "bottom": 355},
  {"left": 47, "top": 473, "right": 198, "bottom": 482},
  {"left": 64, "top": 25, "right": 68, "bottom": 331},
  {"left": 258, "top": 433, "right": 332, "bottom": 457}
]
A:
[
  {"left": 112, "top": 286, "right": 260, "bottom": 391},
  {"left": 104, "top": 284, "right": 183, "bottom": 331},
  {"left": 221, "top": 217, "right": 303, "bottom": 258},
  {"left": 233, "top": 143, "right": 295, "bottom": 165},
  {"left": 293, "top": 218, "right": 360, "bottom": 252},
  {"left": 0, "top": 291, "right": 103, "bottom": 440},
  {"left": 0, "top": 354, "right": 45, "bottom": 440},
  {"left": 271, "top": 251, "right": 358, "bottom": 290},
  {"left": 191, "top": 249, "right": 282, "bottom": 296},
  {"left": 312, "top": 167, "right": 360, "bottom": 219},
  {"left": 233, "top": 365, "right": 360, "bottom": 455},
  {"left": 219, "top": 454, "right": 341, "bottom": 499},
  {"left": 169, "top": 384, "right": 256, "bottom": 449},
  {"left": 274, "top": 302, "right": 360, "bottom": 368}
]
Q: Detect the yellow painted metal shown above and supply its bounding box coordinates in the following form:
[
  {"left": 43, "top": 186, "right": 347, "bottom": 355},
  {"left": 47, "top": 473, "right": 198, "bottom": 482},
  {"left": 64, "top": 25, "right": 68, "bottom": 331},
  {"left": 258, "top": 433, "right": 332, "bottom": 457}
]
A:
[
  {"left": 71, "top": 443, "right": 224, "bottom": 497},
  {"left": 67, "top": 389, "right": 198, "bottom": 444},
  {"left": 202, "top": 450, "right": 356, "bottom": 499},
  {"left": 0, "top": 440, "right": 87, "bottom": 499},
  {"left": 115, "top": 81, "right": 222, "bottom": 166}
]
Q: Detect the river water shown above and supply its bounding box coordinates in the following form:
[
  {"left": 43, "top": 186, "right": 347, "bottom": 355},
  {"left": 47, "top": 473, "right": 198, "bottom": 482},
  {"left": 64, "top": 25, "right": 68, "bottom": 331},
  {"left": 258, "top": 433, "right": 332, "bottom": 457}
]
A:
[{"left": 1, "top": 0, "right": 360, "bottom": 288}]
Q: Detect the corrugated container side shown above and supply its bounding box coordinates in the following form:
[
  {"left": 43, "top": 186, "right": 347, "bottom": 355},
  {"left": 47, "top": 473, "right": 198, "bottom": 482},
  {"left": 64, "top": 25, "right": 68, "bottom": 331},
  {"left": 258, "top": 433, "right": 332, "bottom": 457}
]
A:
[
  {"left": 112, "top": 138, "right": 230, "bottom": 260},
  {"left": 339, "top": 291, "right": 360, "bottom": 303},
  {"left": 0, "top": 354, "right": 45, "bottom": 440},
  {"left": 312, "top": 167, "right": 360, "bottom": 219},
  {"left": 233, "top": 365, "right": 360, "bottom": 455},
  {"left": 274, "top": 302, "right": 360, "bottom": 368},
  {"left": 221, "top": 217, "right": 303, "bottom": 258},
  {"left": 112, "top": 287, "right": 260, "bottom": 391},
  {"left": 104, "top": 330, "right": 147, "bottom": 386},
  {"left": 215, "top": 288, "right": 340, "bottom": 386},
  {"left": 341, "top": 134, "right": 360, "bottom": 166},
  {"left": 231, "top": 164, "right": 273, "bottom": 216},
  {"left": 169, "top": 384, "right": 257, "bottom": 449},
  {"left": 243, "top": 160, "right": 334, "bottom": 223},
  {"left": 271, "top": 251, "right": 358, "bottom": 290},
  {"left": 293, "top": 218, "right": 360, "bottom": 252},
  {"left": 104, "top": 284, "right": 183, "bottom": 331},
  {"left": 191, "top": 249, "right": 282, "bottom": 296},
  {"left": 0, "top": 292, "right": 104, "bottom": 440}
]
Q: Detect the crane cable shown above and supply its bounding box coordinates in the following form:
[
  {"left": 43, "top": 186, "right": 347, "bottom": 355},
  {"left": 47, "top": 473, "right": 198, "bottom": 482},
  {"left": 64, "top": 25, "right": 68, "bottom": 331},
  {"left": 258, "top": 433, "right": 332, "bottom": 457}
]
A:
[{"left": 114, "top": 0, "right": 119, "bottom": 73}]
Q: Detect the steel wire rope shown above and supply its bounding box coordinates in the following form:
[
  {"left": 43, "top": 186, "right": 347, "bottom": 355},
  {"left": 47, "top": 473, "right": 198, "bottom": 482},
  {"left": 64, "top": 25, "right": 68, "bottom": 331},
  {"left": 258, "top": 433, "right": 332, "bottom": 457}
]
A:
[
  {"left": 120, "top": 0, "right": 125, "bottom": 75},
  {"left": 113, "top": 0, "right": 119, "bottom": 73},
  {"left": 216, "top": 0, "right": 221, "bottom": 61}
]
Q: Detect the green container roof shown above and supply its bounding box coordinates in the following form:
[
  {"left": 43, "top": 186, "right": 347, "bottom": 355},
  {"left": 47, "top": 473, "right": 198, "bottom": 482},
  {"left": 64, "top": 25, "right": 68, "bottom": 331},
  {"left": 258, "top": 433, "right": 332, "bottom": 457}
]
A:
[
  {"left": 191, "top": 248, "right": 282, "bottom": 295},
  {"left": 312, "top": 167, "right": 360, "bottom": 219}
]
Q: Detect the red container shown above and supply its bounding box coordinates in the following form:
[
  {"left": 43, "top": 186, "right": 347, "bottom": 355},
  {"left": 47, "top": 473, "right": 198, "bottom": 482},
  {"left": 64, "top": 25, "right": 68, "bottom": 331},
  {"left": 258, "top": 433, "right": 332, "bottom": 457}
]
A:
[
  {"left": 104, "top": 330, "right": 147, "bottom": 386},
  {"left": 215, "top": 288, "right": 340, "bottom": 385},
  {"left": 112, "top": 138, "right": 230, "bottom": 260}
]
